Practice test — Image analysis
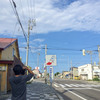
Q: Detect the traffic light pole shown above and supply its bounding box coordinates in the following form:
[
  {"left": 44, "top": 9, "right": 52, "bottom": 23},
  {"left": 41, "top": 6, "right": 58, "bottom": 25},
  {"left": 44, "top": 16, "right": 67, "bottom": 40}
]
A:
[{"left": 82, "top": 50, "right": 93, "bottom": 79}]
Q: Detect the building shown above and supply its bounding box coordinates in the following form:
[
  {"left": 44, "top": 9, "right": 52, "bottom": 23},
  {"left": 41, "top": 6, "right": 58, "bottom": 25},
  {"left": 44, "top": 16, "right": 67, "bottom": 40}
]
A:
[
  {"left": 78, "top": 64, "right": 100, "bottom": 80},
  {"left": 0, "top": 38, "right": 23, "bottom": 94},
  {"left": 70, "top": 67, "right": 78, "bottom": 79},
  {"left": 32, "top": 67, "right": 41, "bottom": 78},
  {"left": 62, "top": 71, "right": 70, "bottom": 78},
  {"left": 78, "top": 64, "right": 92, "bottom": 80},
  {"left": 57, "top": 73, "right": 63, "bottom": 78},
  {"left": 93, "top": 66, "right": 100, "bottom": 78}
]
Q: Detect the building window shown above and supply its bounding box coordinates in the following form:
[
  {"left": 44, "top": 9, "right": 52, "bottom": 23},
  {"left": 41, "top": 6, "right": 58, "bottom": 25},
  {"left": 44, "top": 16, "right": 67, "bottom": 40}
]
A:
[
  {"left": 12, "top": 48, "right": 15, "bottom": 57},
  {"left": 81, "top": 69, "right": 84, "bottom": 71}
]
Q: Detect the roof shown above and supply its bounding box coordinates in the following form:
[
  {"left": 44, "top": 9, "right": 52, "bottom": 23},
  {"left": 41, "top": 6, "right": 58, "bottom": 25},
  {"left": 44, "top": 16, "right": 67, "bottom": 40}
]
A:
[{"left": 0, "top": 38, "right": 17, "bottom": 51}]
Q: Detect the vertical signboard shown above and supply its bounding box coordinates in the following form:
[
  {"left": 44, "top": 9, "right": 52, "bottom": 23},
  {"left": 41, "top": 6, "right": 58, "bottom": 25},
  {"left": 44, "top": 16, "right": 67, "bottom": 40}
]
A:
[
  {"left": 49, "top": 67, "right": 53, "bottom": 80},
  {"left": 49, "top": 67, "right": 53, "bottom": 86}
]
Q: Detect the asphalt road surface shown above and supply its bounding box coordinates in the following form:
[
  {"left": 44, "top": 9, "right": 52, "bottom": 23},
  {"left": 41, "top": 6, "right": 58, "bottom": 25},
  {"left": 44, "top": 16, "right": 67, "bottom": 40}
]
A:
[{"left": 53, "top": 79, "right": 100, "bottom": 100}]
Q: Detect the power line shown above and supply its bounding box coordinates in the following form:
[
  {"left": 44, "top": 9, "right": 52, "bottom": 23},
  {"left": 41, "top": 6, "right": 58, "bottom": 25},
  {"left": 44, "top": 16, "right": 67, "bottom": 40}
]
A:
[
  {"left": 30, "top": 0, "right": 33, "bottom": 19},
  {"left": 9, "top": 0, "right": 27, "bottom": 42},
  {"left": 82, "top": 45, "right": 98, "bottom": 49},
  {"left": 20, "top": 0, "right": 27, "bottom": 25},
  {"left": 47, "top": 47, "right": 82, "bottom": 51},
  {"left": 10, "top": 21, "right": 18, "bottom": 43},
  {"left": 32, "top": 0, "right": 36, "bottom": 19},
  {"left": 19, "top": 46, "right": 82, "bottom": 51},
  {"left": 27, "top": 0, "right": 31, "bottom": 19}
]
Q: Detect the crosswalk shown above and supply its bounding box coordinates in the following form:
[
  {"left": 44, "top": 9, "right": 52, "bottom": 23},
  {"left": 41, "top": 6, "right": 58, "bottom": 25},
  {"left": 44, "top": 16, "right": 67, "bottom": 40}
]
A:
[{"left": 53, "top": 82, "right": 100, "bottom": 88}]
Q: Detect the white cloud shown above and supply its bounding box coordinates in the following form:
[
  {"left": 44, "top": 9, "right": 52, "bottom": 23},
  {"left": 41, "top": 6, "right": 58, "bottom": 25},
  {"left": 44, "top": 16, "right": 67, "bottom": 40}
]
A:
[
  {"left": 0, "top": 0, "right": 100, "bottom": 35},
  {"left": 33, "top": 39, "right": 44, "bottom": 42},
  {"left": 19, "top": 40, "right": 45, "bottom": 53},
  {"left": 29, "top": 44, "right": 45, "bottom": 53}
]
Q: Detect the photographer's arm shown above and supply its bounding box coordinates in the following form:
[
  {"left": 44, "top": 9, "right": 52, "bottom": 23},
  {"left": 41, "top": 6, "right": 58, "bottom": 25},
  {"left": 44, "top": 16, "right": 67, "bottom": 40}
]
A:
[{"left": 23, "top": 67, "right": 34, "bottom": 75}]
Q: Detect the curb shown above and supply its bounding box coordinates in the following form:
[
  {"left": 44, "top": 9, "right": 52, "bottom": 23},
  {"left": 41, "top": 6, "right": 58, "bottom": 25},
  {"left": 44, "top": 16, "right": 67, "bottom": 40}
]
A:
[{"left": 51, "top": 86, "right": 64, "bottom": 100}]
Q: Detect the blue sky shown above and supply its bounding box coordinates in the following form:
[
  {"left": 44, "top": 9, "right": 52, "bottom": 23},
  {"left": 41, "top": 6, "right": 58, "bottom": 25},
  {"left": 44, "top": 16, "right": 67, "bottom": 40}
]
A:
[{"left": 0, "top": 0, "right": 100, "bottom": 73}]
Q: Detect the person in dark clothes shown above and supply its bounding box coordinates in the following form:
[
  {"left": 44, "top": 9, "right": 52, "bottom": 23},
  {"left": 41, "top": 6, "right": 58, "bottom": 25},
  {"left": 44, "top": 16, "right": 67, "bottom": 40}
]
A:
[
  {"left": 21, "top": 69, "right": 26, "bottom": 75},
  {"left": 9, "top": 65, "right": 34, "bottom": 100}
]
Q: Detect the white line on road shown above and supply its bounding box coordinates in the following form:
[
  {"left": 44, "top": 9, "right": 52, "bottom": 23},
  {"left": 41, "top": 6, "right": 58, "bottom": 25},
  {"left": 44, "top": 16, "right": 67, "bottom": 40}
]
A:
[
  {"left": 90, "top": 88, "right": 100, "bottom": 92},
  {"left": 59, "top": 84, "right": 65, "bottom": 88},
  {"left": 70, "top": 84, "right": 79, "bottom": 87},
  {"left": 54, "top": 83, "right": 100, "bottom": 88},
  {"left": 65, "top": 84, "right": 72, "bottom": 87},
  {"left": 90, "top": 85, "right": 100, "bottom": 87},
  {"left": 63, "top": 87, "right": 87, "bottom": 100},
  {"left": 77, "top": 84, "right": 86, "bottom": 87},
  {"left": 53, "top": 84, "right": 59, "bottom": 87},
  {"left": 64, "top": 88, "right": 91, "bottom": 90}
]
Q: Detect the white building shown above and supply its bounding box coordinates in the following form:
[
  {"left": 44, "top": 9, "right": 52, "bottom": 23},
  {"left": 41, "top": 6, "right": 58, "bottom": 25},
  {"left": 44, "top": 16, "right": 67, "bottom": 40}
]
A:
[
  {"left": 78, "top": 64, "right": 93, "bottom": 80},
  {"left": 93, "top": 66, "right": 100, "bottom": 78},
  {"left": 78, "top": 64, "right": 100, "bottom": 80},
  {"left": 32, "top": 69, "right": 41, "bottom": 78}
]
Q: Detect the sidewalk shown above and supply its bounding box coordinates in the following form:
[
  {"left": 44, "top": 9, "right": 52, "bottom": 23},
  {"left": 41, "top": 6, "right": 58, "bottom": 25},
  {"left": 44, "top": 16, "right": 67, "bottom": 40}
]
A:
[{"left": 6, "top": 80, "right": 60, "bottom": 100}]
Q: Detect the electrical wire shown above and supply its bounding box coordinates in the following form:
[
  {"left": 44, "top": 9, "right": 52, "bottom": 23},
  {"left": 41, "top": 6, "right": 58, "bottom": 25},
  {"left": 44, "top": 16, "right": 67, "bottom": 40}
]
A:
[
  {"left": 19, "top": 46, "right": 98, "bottom": 51},
  {"left": 27, "top": 0, "right": 31, "bottom": 19},
  {"left": 10, "top": 21, "right": 18, "bottom": 43},
  {"left": 20, "top": 0, "right": 27, "bottom": 25},
  {"left": 29, "top": 0, "right": 33, "bottom": 19},
  {"left": 9, "top": 0, "right": 27, "bottom": 42},
  {"left": 18, "top": 46, "right": 83, "bottom": 52},
  {"left": 82, "top": 45, "right": 97, "bottom": 49}
]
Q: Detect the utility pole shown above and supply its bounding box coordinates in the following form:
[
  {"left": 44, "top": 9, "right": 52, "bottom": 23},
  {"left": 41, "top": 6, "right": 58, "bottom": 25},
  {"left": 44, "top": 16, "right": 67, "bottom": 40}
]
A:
[
  {"left": 87, "top": 51, "right": 93, "bottom": 79},
  {"left": 42, "top": 64, "right": 44, "bottom": 76},
  {"left": 71, "top": 60, "right": 73, "bottom": 79},
  {"left": 26, "top": 20, "right": 31, "bottom": 67},
  {"left": 26, "top": 19, "right": 36, "bottom": 71},
  {"left": 98, "top": 45, "right": 100, "bottom": 68},
  {"left": 37, "top": 53, "right": 40, "bottom": 67},
  {"left": 44, "top": 44, "right": 47, "bottom": 84},
  {"left": 67, "top": 57, "right": 69, "bottom": 71}
]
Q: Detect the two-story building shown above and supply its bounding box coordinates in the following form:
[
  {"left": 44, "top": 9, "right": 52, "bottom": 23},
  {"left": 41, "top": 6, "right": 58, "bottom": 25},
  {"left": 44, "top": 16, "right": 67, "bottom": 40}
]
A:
[
  {"left": 69, "top": 67, "right": 78, "bottom": 79},
  {"left": 78, "top": 64, "right": 92, "bottom": 80},
  {"left": 0, "top": 38, "right": 24, "bottom": 94},
  {"left": 93, "top": 66, "right": 100, "bottom": 78}
]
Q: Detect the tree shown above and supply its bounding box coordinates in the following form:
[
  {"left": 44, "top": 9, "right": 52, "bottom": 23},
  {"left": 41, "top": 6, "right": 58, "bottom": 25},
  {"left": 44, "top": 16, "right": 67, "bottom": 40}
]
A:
[
  {"left": 54, "top": 72, "right": 60, "bottom": 76},
  {"left": 47, "top": 73, "right": 49, "bottom": 76}
]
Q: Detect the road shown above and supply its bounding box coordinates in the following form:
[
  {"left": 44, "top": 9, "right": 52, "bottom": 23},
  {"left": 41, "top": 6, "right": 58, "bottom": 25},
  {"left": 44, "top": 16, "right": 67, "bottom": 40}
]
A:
[{"left": 53, "top": 79, "right": 100, "bottom": 100}]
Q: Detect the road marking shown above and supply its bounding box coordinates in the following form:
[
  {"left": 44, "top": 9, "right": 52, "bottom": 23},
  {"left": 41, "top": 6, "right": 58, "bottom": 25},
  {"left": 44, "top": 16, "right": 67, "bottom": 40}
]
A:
[
  {"left": 53, "top": 84, "right": 59, "bottom": 87},
  {"left": 59, "top": 84, "right": 65, "bottom": 88},
  {"left": 64, "top": 88, "right": 91, "bottom": 90},
  {"left": 70, "top": 84, "right": 79, "bottom": 87},
  {"left": 77, "top": 84, "right": 86, "bottom": 87},
  {"left": 54, "top": 83, "right": 100, "bottom": 88},
  {"left": 90, "top": 85, "right": 100, "bottom": 87},
  {"left": 90, "top": 88, "right": 100, "bottom": 92},
  {"left": 65, "top": 84, "right": 72, "bottom": 87},
  {"left": 63, "top": 87, "right": 87, "bottom": 100}
]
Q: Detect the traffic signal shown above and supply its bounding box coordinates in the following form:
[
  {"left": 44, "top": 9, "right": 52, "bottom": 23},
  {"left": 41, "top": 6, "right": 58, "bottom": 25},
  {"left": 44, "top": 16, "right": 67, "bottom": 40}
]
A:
[{"left": 82, "top": 49, "right": 85, "bottom": 56}]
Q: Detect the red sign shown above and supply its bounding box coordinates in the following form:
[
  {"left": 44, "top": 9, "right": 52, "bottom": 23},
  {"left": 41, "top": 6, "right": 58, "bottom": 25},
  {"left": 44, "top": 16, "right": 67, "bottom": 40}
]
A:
[{"left": 47, "top": 62, "right": 52, "bottom": 65}]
